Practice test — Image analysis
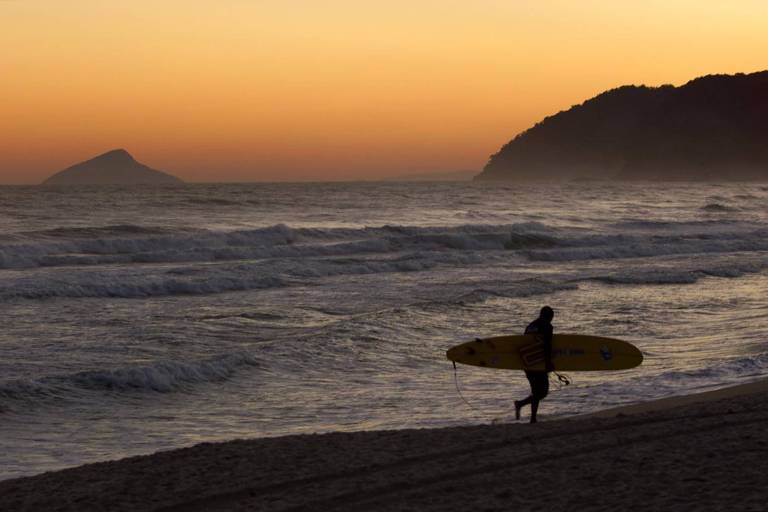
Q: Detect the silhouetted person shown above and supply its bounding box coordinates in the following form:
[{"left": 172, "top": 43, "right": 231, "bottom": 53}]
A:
[{"left": 515, "top": 306, "right": 554, "bottom": 423}]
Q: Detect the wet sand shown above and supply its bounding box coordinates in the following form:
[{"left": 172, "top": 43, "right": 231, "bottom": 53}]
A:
[{"left": 2, "top": 378, "right": 767, "bottom": 511}]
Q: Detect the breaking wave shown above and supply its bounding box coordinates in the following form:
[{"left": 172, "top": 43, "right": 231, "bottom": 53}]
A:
[
  {"left": 0, "top": 219, "right": 766, "bottom": 300},
  {"left": 590, "top": 258, "right": 768, "bottom": 285},
  {"left": 0, "top": 352, "right": 260, "bottom": 408},
  {"left": 1, "top": 220, "right": 765, "bottom": 269},
  {"left": 701, "top": 203, "right": 738, "bottom": 212},
  {"left": 446, "top": 279, "right": 578, "bottom": 305}
]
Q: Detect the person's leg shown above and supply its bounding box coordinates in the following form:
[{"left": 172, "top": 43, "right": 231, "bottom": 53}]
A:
[
  {"left": 530, "top": 397, "right": 540, "bottom": 423},
  {"left": 516, "top": 396, "right": 534, "bottom": 407},
  {"left": 516, "top": 371, "right": 538, "bottom": 420},
  {"left": 529, "top": 373, "right": 549, "bottom": 423},
  {"left": 514, "top": 396, "right": 533, "bottom": 420}
]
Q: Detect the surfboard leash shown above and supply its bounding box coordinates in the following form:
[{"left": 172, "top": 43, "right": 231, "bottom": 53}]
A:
[
  {"left": 452, "top": 361, "right": 485, "bottom": 415},
  {"left": 452, "top": 362, "right": 522, "bottom": 419},
  {"left": 552, "top": 371, "right": 571, "bottom": 388},
  {"left": 452, "top": 362, "right": 572, "bottom": 418}
]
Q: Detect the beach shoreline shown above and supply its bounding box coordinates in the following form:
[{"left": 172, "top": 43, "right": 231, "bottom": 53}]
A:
[
  {"left": 583, "top": 377, "right": 768, "bottom": 418},
  {"left": 2, "top": 377, "right": 767, "bottom": 511}
]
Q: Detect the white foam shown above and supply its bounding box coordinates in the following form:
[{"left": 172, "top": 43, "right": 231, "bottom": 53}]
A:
[
  {"left": 0, "top": 352, "right": 260, "bottom": 407},
  {"left": 591, "top": 258, "right": 768, "bottom": 285},
  {"left": 3, "top": 220, "right": 765, "bottom": 272},
  {"left": 0, "top": 219, "right": 766, "bottom": 300}
]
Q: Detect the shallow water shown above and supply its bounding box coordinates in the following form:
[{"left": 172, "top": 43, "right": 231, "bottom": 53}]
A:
[{"left": 1, "top": 181, "right": 767, "bottom": 479}]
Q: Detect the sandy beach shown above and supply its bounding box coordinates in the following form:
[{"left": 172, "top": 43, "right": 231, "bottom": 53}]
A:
[{"left": 1, "top": 379, "right": 767, "bottom": 512}]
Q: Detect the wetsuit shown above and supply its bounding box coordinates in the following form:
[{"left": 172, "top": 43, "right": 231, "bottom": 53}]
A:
[{"left": 523, "top": 317, "right": 553, "bottom": 402}]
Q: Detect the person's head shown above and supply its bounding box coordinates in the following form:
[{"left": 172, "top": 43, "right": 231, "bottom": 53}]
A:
[{"left": 539, "top": 306, "right": 554, "bottom": 323}]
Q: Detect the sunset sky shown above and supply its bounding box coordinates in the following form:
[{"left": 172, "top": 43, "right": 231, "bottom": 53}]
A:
[{"left": 1, "top": 1, "right": 767, "bottom": 183}]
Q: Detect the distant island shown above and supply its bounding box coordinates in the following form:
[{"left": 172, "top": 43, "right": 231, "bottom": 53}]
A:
[
  {"left": 476, "top": 71, "right": 768, "bottom": 180},
  {"left": 43, "top": 149, "right": 183, "bottom": 185}
]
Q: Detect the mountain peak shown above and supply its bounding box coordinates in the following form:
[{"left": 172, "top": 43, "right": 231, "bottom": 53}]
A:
[
  {"left": 43, "top": 149, "right": 183, "bottom": 186},
  {"left": 98, "top": 149, "right": 136, "bottom": 162},
  {"left": 476, "top": 70, "right": 768, "bottom": 181}
]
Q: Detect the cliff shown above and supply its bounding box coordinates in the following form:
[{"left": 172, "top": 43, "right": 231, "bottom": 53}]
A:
[
  {"left": 43, "top": 149, "right": 183, "bottom": 185},
  {"left": 476, "top": 71, "right": 768, "bottom": 180}
]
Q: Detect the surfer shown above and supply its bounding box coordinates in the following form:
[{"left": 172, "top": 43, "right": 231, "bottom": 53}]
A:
[{"left": 514, "top": 306, "right": 554, "bottom": 423}]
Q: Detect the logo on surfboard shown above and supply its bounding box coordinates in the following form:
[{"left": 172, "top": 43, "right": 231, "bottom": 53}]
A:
[{"left": 599, "top": 345, "right": 613, "bottom": 362}]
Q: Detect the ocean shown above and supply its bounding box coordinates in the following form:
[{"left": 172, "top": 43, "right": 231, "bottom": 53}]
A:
[{"left": 1, "top": 181, "right": 767, "bottom": 480}]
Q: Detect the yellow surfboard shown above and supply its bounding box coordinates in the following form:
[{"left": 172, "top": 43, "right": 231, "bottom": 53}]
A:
[{"left": 446, "top": 334, "right": 643, "bottom": 371}]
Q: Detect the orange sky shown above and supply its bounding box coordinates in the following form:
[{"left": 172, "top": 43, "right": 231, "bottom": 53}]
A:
[{"left": 1, "top": 0, "right": 767, "bottom": 183}]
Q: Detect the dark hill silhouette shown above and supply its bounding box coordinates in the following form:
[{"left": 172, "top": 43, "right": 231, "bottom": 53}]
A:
[
  {"left": 476, "top": 71, "right": 768, "bottom": 180},
  {"left": 43, "top": 149, "right": 183, "bottom": 185}
]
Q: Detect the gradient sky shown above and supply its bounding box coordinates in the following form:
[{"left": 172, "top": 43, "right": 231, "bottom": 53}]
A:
[{"left": 2, "top": 1, "right": 767, "bottom": 183}]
